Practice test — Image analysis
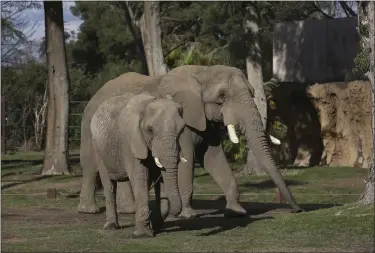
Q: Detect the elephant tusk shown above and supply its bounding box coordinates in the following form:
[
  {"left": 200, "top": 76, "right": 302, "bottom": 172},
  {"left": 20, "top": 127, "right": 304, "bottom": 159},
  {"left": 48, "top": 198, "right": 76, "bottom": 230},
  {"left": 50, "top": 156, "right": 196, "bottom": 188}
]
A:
[
  {"left": 154, "top": 157, "right": 163, "bottom": 168},
  {"left": 227, "top": 124, "right": 239, "bottom": 144},
  {"left": 180, "top": 157, "right": 187, "bottom": 163},
  {"left": 270, "top": 135, "right": 281, "bottom": 145}
]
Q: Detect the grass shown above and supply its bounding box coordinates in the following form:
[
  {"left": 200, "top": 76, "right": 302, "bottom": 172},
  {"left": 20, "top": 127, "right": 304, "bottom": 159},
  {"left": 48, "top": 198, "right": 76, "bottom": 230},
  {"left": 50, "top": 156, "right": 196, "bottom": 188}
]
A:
[{"left": 1, "top": 152, "right": 374, "bottom": 252}]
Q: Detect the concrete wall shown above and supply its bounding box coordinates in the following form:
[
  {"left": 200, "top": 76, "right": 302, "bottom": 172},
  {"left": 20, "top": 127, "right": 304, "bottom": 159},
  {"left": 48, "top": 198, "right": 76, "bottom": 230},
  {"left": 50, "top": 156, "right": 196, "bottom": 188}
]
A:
[{"left": 273, "top": 17, "right": 359, "bottom": 83}]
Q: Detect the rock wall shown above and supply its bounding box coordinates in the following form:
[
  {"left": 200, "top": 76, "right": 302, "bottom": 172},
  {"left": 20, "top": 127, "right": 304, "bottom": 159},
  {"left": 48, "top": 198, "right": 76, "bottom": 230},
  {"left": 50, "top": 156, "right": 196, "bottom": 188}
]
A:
[{"left": 271, "top": 80, "right": 372, "bottom": 168}]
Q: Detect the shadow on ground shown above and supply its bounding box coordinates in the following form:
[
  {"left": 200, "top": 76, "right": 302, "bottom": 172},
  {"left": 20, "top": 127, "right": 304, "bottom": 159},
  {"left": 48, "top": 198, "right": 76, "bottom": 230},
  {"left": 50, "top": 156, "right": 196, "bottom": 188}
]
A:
[
  {"left": 159, "top": 199, "right": 338, "bottom": 236},
  {"left": 1, "top": 196, "right": 339, "bottom": 237},
  {"left": 239, "top": 179, "right": 305, "bottom": 189},
  {"left": 163, "top": 215, "right": 273, "bottom": 236}
]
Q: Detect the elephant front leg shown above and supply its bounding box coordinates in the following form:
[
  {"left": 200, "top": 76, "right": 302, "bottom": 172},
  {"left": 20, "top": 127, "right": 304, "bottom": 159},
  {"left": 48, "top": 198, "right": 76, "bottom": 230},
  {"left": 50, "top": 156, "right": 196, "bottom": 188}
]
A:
[
  {"left": 178, "top": 159, "right": 197, "bottom": 219},
  {"left": 129, "top": 162, "right": 154, "bottom": 238},
  {"left": 116, "top": 181, "right": 136, "bottom": 214},
  {"left": 150, "top": 177, "right": 169, "bottom": 233},
  {"left": 203, "top": 144, "right": 247, "bottom": 217},
  {"left": 178, "top": 127, "right": 197, "bottom": 219}
]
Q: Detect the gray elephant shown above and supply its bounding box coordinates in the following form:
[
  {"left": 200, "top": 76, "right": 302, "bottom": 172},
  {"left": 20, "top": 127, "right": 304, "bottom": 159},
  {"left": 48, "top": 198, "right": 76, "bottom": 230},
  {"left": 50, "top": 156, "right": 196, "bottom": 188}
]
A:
[
  {"left": 90, "top": 92, "right": 188, "bottom": 238},
  {"left": 78, "top": 65, "right": 303, "bottom": 220}
]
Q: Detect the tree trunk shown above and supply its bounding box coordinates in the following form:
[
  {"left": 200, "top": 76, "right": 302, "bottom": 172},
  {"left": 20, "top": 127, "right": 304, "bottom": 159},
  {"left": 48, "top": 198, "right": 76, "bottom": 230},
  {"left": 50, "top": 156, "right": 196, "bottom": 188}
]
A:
[
  {"left": 359, "top": 0, "right": 375, "bottom": 205},
  {"left": 140, "top": 1, "right": 167, "bottom": 76},
  {"left": 120, "top": 2, "right": 149, "bottom": 75},
  {"left": 243, "top": 3, "right": 266, "bottom": 175},
  {"left": 41, "top": 0, "right": 70, "bottom": 175}
]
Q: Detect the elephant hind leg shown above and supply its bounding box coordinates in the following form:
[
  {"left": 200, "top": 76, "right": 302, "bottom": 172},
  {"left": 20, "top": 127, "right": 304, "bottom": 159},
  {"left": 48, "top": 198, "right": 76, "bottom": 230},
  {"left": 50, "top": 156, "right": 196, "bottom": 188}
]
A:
[
  {"left": 97, "top": 158, "right": 119, "bottom": 230},
  {"left": 77, "top": 141, "right": 100, "bottom": 214},
  {"left": 116, "top": 181, "right": 136, "bottom": 214}
]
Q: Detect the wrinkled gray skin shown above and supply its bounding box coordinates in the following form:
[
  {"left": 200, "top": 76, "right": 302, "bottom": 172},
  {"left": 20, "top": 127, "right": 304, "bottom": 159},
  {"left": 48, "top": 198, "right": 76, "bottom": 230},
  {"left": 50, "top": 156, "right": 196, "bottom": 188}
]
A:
[
  {"left": 90, "top": 92, "right": 187, "bottom": 238},
  {"left": 78, "top": 65, "right": 303, "bottom": 221}
]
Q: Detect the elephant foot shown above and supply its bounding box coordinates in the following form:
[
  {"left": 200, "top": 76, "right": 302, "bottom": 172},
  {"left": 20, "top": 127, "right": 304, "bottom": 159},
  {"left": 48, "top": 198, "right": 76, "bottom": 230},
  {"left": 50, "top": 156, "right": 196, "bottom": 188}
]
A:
[
  {"left": 77, "top": 202, "right": 100, "bottom": 214},
  {"left": 224, "top": 202, "right": 247, "bottom": 217},
  {"left": 103, "top": 221, "right": 119, "bottom": 230},
  {"left": 178, "top": 207, "right": 197, "bottom": 219},
  {"left": 117, "top": 204, "right": 136, "bottom": 214},
  {"left": 131, "top": 227, "right": 154, "bottom": 239}
]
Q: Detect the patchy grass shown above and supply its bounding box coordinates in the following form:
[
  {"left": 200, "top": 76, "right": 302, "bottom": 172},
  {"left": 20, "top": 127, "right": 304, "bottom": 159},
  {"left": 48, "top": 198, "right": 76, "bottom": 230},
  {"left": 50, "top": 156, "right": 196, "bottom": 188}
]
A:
[
  {"left": 1, "top": 154, "right": 374, "bottom": 252},
  {"left": 1, "top": 150, "right": 80, "bottom": 161},
  {"left": 1, "top": 151, "right": 45, "bottom": 161},
  {"left": 2, "top": 199, "right": 374, "bottom": 252}
]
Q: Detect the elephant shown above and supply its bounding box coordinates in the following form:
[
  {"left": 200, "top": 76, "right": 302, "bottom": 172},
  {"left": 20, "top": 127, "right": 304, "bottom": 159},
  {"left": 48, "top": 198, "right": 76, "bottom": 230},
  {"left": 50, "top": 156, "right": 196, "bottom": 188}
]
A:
[
  {"left": 77, "top": 65, "right": 303, "bottom": 220},
  {"left": 90, "top": 91, "right": 188, "bottom": 238}
]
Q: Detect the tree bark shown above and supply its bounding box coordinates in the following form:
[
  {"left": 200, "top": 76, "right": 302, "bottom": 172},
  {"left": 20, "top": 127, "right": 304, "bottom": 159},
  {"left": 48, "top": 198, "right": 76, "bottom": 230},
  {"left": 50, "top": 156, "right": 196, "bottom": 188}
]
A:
[
  {"left": 41, "top": 0, "right": 70, "bottom": 175},
  {"left": 140, "top": 1, "right": 167, "bottom": 76},
  {"left": 119, "top": 2, "right": 149, "bottom": 75},
  {"left": 359, "top": 0, "right": 374, "bottom": 205},
  {"left": 243, "top": 3, "right": 266, "bottom": 175}
]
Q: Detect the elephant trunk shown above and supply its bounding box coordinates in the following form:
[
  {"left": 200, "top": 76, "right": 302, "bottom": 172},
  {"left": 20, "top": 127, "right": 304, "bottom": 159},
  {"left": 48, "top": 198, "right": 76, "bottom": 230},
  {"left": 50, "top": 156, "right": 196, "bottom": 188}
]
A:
[
  {"left": 152, "top": 134, "right": 182, "bottom": 169},
  {"left": 152, "top": 135, "right": 183, "bottom": 216},
  {"left": 224, "top": 97, "right": 303, "bottom": 212},
  {"left": 160, "top": 168, "right": 182, "bottom": 216}
]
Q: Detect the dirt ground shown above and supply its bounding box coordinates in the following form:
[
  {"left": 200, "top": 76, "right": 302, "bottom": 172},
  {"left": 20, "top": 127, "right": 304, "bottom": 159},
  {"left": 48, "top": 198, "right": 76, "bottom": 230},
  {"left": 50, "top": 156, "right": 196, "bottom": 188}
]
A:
[
  {"left": 1, "top": 201, "right": 294, "bottom": 232},
  {"left": 1, "top": 161, "right": 373, "bottom": 252}
]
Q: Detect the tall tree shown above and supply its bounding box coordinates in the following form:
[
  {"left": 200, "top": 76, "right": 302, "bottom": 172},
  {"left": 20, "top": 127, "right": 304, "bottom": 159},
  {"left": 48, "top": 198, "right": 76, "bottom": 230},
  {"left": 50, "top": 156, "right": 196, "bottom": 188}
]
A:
[
  {"left": 358, "top": 0, "right": 374, "bottom": 205},
  {"left": 242, "top": 3, "right": 267, "bottom": 175},
  {"left": 41, "top": 0, "right": 70, "bottom": 175},
  {"left": 140, "top": 1, "right": 167, "bottom": 76}
]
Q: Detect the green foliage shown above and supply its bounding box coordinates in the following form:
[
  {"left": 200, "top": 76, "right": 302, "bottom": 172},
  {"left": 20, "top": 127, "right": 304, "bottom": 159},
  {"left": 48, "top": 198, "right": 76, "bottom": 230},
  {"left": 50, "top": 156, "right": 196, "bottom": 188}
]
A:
[
  {"left": 222, "top": 135, "right": 248, "bottom": 162},
  {"left": 352, "top": 12, "right": 370, "bottom": 77},
  {"left": 69, "top": 2, "right": 142, "bottom": 75},
  {"left": 269, "top": 119, "right": 288, "bottom": 140},
  {"left": 352, "top": 37, "right": 370, "bottom": 76},
  {"left": 2, "top": 1, "right": 323, "bottom": 152},
  {"left": 1, "top": 60, "right": 47, "bottom": 150}
]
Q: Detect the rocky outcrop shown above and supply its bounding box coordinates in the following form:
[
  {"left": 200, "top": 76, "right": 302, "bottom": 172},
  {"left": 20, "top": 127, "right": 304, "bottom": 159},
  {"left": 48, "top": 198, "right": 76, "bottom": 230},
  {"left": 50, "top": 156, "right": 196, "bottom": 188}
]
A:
[{"left": 271, "top": 80, "right": 372, "bottom": 168}]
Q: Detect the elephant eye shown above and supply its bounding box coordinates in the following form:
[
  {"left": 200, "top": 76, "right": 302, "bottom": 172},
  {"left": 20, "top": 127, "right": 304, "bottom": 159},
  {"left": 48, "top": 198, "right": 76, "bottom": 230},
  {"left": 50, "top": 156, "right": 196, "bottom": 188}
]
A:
[
  {"left": 178, "top": 107, "right": 183, "bottom": 116},
  {"left": 147, "top": 125, "right": 153, "bottom": 132},
  {"left": 217, "top": 91, "right": 226, "bottom": 104}
]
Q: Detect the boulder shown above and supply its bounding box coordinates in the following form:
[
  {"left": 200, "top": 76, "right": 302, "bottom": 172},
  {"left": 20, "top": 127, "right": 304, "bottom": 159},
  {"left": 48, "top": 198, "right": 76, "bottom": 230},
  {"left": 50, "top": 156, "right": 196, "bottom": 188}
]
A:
[{"left": 271, "top": 80, "right": 372, "bottom": 168}]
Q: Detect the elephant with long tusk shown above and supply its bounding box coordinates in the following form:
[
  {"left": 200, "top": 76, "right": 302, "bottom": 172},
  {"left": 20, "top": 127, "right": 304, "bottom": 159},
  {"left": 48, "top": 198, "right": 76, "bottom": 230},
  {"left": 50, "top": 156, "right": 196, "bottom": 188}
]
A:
[
  {"left": 227, "top": 124, "right": 281, "bottom": 145},
  {"left": 78, "top": 65, "right": 303, "bottom": 223}
]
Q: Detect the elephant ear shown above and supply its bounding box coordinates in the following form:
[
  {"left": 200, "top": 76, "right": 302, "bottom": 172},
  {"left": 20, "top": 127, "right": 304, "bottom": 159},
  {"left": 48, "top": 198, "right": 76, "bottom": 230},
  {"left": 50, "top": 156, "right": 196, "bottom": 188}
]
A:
[
  {"left": 158, "top": 74, "right": 206, "bottom": 132},
  {"left": 119, "top": 92, "right": 157, "bottom": 160}
]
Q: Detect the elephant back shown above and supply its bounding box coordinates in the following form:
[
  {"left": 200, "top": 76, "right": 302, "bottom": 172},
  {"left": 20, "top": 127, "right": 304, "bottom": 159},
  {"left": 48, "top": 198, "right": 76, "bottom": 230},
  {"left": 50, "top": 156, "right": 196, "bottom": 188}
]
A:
[{"left": 90, "top": 94, "right": 134, "bottom": 179}]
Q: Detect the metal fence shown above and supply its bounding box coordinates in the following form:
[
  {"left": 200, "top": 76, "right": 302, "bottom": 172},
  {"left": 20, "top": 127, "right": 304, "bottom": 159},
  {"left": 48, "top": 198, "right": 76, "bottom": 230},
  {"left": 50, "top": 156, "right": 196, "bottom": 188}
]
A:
[{"left": 68, "top": 100, "right": 88, "bottom": 147}]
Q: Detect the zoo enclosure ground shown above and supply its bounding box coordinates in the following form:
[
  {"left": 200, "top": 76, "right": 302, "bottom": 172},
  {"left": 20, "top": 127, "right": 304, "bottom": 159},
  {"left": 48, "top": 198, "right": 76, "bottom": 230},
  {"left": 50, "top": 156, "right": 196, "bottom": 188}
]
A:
[{"left": 1, "top": 151, "right": 374, "bottom": 252}]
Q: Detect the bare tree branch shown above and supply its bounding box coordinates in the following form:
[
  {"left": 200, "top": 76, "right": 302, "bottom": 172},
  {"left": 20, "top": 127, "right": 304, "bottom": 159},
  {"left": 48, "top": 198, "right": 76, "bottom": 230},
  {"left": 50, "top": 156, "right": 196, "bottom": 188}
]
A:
[
  {"left": 339, "top": 1, "right": 357, "bottom": 17},
  {"left": 115, "top": 1, "right": 148, "bottom": 75}
]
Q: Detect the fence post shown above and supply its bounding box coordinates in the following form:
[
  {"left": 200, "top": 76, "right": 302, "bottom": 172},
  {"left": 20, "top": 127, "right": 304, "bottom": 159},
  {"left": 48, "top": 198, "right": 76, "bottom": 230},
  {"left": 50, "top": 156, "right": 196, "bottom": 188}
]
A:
[
  {"left": 1, "top": 96, "right": 7, "bottom": 155},
  {"left": 47, "top": 188, "right": 57, "bottom": 199}
]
